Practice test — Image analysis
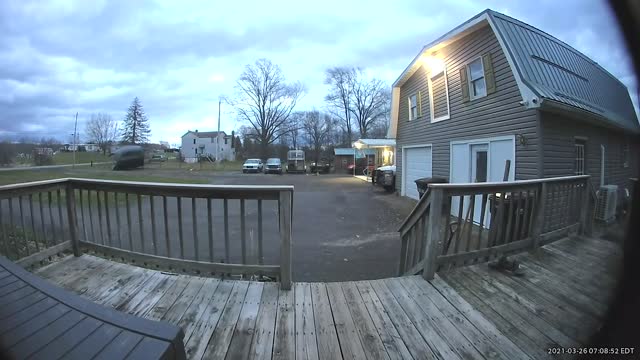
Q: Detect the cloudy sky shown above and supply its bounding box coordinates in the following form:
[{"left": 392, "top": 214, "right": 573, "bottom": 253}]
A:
[{"left": 0, "top": 0, "right": 637, "bottom": 145}]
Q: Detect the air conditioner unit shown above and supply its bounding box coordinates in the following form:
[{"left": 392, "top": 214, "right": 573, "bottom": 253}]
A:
[{"left": 595, "top": 185, "right": 618, "bottom": 222}]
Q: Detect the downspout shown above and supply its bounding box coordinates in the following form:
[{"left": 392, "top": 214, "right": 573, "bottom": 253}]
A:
[{"left": 600, "top": 144, "right": 605, "bottom": 187}]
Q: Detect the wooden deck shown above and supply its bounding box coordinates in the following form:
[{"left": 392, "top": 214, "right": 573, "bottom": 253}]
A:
[{"left": 33, "top": 236, "right": 620, "bottom": 359}]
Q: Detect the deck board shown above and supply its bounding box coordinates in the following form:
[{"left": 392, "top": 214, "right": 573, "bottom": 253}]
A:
[{"left": 31, "top": 236, "right": 620, "bottom": 359}]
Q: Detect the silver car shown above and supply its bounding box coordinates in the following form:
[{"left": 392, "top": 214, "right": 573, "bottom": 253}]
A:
[{"left": 242, "top": 159, "right": 263, "bottom": 173}]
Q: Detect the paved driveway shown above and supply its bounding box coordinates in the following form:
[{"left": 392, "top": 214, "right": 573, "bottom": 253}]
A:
[{"left": 204, "top": 173, "right": 417, "bottom": 281}]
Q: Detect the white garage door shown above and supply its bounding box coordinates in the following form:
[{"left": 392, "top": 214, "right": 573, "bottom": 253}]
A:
[{"left": 403, "top": 147, "right": 432, "bottom": 200}]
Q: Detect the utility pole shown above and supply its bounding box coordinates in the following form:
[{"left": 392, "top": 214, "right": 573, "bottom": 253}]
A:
[
  {"left": 72, "top": 112, "right": 78, "bottom": 168},
  {"left": 216, "top": 98, "right": 221, "bottom": 163}
]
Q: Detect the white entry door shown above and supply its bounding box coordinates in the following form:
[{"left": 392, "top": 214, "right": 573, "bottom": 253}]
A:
[
  {"left": 450, "top": 137, "right": 515, "bottom": 226},
  {"left": 403, "top": 146, "right": 432, "bottom": 200}
]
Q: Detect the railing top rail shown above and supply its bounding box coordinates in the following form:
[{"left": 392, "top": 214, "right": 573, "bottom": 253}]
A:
[
  {"left": 0, "top": 177, "right": 294, "bottom": 193},
  {"left": 427, "top": 175, "right": 590, "bottom": 190}
]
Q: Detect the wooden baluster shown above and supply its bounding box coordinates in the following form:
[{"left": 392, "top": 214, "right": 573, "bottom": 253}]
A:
[
  {"left": 465, "top": 194, "right": 475, "bottom": 255},
  {"left": 494, "top": 192, "right": 506, "bottom": 249},
  {"left": 452, "top": 195, "right": 464, "bottom": 255},
  {"left": 150, "top": 196, "right": 157, "bottom": 255},
  {"left": 224, "top": 198, "right": 230, "bottom": 264},
  {"left": 79, "top": 190, "right": 88, "bottom": 242},
  {"left": 87, "top": 191, "right": 95, "bottom": 244},
  {"left": 163, "top": 196, "right": 170, "bottom": 257},
  {"left": 96, "top": 190, "right": 105, "bottom": 245},
  {"left": 207, "top": 198, "right": 213, "bottom": 262},
  {"left": 417, "top": 214, "right": 427, "bottom": 265},
  {"left": 504, "top": 191, "right": 515, "bottom": 245},
  {"left": 409, "top": 225, "right": 417, "bottom": 270},
  {"left": 114, "top": 193, "right": 122, "bottom": 248},
  {"left": 512, "top": 191, "right": 523, "bottom": 242},
  {"left": 477, "top": 193, "right": 488, "bottom": 253},
  {"left": 9, "top": 198, "right": 18, "bottom": 259},
  {"left": 398, "top": 233, "right": 408, "bottom": 275},
  {"left": 56, "top": 189, "right": 65, "bottom": 242},
  {"left": 0, "top": 200, "right": 8, "bottom": 256},
  {"left": 519, "top": 190, "right": 530, "bottom": 240},
  {"left": 579, "top": 179, "right": 589, "bottom": 235},
  {"left": 278, "top": 191, "right": 292, "bottom": 290},
  {"left": 125, "top": 193, "right": 133, "bottom": 251},
  {"left": 240, "top": 199, "right": 246, "bottom": 264},
  {"left": 48, "top": 192, "right": 58, "bottom": 245},
  {"left": 531, "top": 183, "right": 548, "bottom": 249},
  {"left": 138, "top": 194, "right": 145, "bottom": 254},
  {"left": 257, "top": 199, "right": 263, "bottom": 265},
  {"left": 422, "top": 188, "right": 445, "bottom": 280},
  {"left": 28, "top": 194, "right": 39, "bottom": 253},
  {"left": 177, "top": 197, "right": 184, "bottom": 259},
  {"left": 192, "top": 198, "right": 198, "bottom": 261},
  {"left": 38, "top": 193, "right": 47, "bottom": 248},
  {"left": 104, "top": 191, "right": 112, "bottom": 246},
  {"left": 65, "top": 184, "right": 80, "bottom": 257},
  {"left": 19, "top": 196, "right": 29, "bottom": 257}
]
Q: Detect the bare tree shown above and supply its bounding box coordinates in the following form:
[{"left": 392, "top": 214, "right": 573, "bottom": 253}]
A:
[
  {"left": 302, "top": 110, "right": 333, "bottom": 165},
  {"left": 86, "top": 113, "right": 120, "bottom": 154},
  {"left": 231, "top": 59, "right": 304, "bottom": 158},
  {"left": 324, "top": 67, "right": 356, "bottom": 144},
  {"left": 349, "top": 70, "right": 388, "bottom": 138}
]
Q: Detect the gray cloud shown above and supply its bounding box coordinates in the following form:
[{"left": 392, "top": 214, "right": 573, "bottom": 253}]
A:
[{"left": 0, "top": 0, "right": 636, "bottom": 144}]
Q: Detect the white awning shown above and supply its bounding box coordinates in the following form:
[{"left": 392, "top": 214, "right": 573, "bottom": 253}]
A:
[{"left": 352, "top": 139, "right": 396, "bottom": 149}]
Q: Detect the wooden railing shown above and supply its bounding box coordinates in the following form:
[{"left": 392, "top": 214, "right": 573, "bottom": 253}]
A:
[
  {"left": 0, "top": 178, "right": 294, "bottom": 289},
  {"left": 398, "top": 175, "right": 591, "bottom": 279}
]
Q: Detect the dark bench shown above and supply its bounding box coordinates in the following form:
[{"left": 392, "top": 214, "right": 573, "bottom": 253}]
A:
[{"left": 0, "top": 256, "right": 186, "bottom": 360}]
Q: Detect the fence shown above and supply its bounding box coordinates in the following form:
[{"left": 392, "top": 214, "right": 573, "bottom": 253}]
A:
[
  {"left": 398, "top": 175, "right": 591, "bottom": 279},
  {"left": 0, "top": 178, "right": 294, "bottom": 289}
]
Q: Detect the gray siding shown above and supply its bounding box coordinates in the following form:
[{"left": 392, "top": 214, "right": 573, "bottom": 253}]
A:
[
  {"left": 396, "top": 25, "right": 539, "bottom": 191},
  {"left": 541, "top": 111, "right": 639, "bottom": 193},
  {"left": 432, "top": 74, "right": 448, "bottom": 118}
]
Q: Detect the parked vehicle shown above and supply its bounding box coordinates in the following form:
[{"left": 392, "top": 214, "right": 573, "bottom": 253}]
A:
[
  {"left": 242, "top": 159, "right": 263, "bottom": 173},
  {"left": 309, "top": 159, "right": 331, "bottom": 174},
  {"left": 149, "top": 153, "right": 167, "bottom": 162},
  {"left": 374, "top": 165, "right": 396, "bottom": 192},
  {"left": 264, "top": 158, "right": 283, "bottom": 174},
  {"left": 112, "top": 145, "right": 145, "bottom": 170},
  {"left": 286, "top": 150, "right": 306, "bottom": 173}
]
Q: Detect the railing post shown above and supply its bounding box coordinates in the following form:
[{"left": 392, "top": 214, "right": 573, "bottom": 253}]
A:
[
  {"left": 279, "top": 190, "right": 292, "bottom": 290},
  {"left": 65, "top": 183, "right": 80, "bottom": 257},
  {"left": 579, "top": 179, "right": 590, "bottom": 235},
  {"left": 422, "top": 187, "right": 444, "bottom": 280},
  {"left": 531, "top": 182, "right": 548, "bottom": 250}
]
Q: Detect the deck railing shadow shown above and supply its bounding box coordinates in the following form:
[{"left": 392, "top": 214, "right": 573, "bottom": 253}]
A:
[
  {"left": 0, "top": 178, "right": 294, "bottom": 289},
  {"left": 398, "top": 175, "right": 591, "bottom": 279}
]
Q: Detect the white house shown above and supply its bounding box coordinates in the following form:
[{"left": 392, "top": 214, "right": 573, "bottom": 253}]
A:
[{"left": 181, "top": 130, "right": 235, "bottom": 163}]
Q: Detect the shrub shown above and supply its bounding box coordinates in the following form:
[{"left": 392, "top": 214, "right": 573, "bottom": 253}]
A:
[{"left": 33, "top": 152, "right": 53, "bottom": 166}]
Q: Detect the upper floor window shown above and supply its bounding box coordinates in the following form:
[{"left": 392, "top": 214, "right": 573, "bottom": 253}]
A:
[
  {"left": 429, "top": 67, "right": 450, "bottom": 122},
  {"left": 408, "top": 94, "right": 418, "bottom": 120},
  {"left": 468, "top": 57, "right": 486, "bottom": 99},
  {"left": 224, "top": 138, "right": 228, "bottom": 145},
  {"left": 460, "top": 53, "right": 496, "bottom": 102},
  {"left": 193, "top": 139, "right": 196, "bottom": 144}
]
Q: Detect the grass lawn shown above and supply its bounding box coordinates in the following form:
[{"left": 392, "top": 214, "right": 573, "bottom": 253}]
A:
[
  {"left": 145, "top": 159, "right": 243, "bottom": 172},
  {"left": 0, "top": 167, "right": 210, "bottom": 187},
  {"left": 53, "top": 152, "right": 111, "bottom": 165}
]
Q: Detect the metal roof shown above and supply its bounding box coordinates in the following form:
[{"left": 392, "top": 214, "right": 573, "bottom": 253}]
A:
[
  {"left": 334, "top": 148, "right": 376, "bottom": 156},
  {"left": 181, "top": 131, "right": 228, "bottom": 138},
  {"left": 488, "top": 10, "right": 639, "bottom": 132}
]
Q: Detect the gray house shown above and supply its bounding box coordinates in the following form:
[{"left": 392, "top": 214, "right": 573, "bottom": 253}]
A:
[{"left": 388, "top": 9, "right": 639, "bottom": 202}]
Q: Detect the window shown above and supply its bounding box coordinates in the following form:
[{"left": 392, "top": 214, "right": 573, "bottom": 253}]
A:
[
  {"left": 408, "top": 94, "right": 417, "bottom": 120},
  {"left": 575, "top": 140, "right": 586, "bottom": 175},
  {"left": 224, "top": 138, "right": 228, "bottom": 145},
  {"left": 468, "top": 57, "right": 486, "bottom": 99},
  {"left": 428, "top": 67, "right": 450, "bottom": 122},
  {"left": 193, "top": 139, "right": 196, "bottom": 144},
  {"left": 623, "top": 143, "right": 629, "bottom": 168}
]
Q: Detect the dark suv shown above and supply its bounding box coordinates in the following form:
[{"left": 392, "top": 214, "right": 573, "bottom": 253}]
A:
[{"left": 264, "top": 158, "right": 283, "bottom": 174}]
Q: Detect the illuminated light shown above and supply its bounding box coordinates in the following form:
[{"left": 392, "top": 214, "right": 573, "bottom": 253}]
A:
[{"left": 422, "top": 56, "right": 445, "bottom": 75}]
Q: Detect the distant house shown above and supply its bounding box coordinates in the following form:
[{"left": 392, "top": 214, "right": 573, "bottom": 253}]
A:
[
  {"left": 388, "top": 9, "right": 639, "bottom": 201},
  {"left": 180, "top": 130, "right": 236, "bottom": 163},
  {"left": 61, "top": 144, "right": 101, "bottom": 152},
  {"left": 333, "top": 148, "right": 376, "bottom": 172}
]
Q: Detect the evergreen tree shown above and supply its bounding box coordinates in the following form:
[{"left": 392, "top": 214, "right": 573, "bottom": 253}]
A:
[{"left": 121, "top": 97, "right": 150, "bottom": 144}]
